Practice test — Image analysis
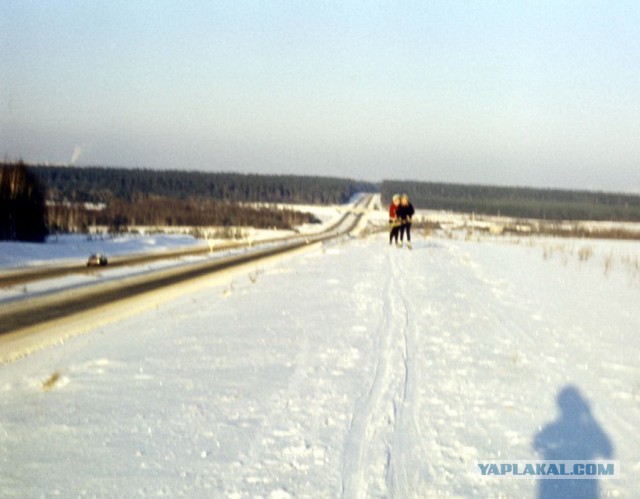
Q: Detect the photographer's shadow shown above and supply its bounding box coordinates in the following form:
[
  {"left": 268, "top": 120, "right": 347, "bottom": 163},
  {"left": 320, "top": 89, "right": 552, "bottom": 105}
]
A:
[{"left": 533, "top": 385, "right": 614, "bottom": 499}]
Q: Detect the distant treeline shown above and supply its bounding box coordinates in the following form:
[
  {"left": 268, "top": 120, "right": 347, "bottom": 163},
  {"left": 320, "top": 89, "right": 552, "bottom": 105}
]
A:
[
  {"left": 47, "top": 195, "right": 320, "bottom": 234},
  {"left": 382, "top": 180, "right": 640, "bottom": 222},
  {"left": 31, "top": 165, "right": 377, "bottom": 205},
  {"left": 6, "top": 161, "right": 640, "bottom": 244}
]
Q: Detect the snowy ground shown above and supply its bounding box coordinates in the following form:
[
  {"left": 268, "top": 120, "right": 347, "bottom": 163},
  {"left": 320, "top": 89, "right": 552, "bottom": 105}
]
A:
[{"left": 1, "top": 230, "right": 639, "bottom": 498}]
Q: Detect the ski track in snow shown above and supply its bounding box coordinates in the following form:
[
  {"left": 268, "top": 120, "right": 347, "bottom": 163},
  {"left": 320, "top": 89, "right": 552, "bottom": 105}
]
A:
[
  {"left": 1, "top": 233, "right": 639, "bottom": 497},
  {"left": 341, "top": 251, "right": 411, "bottom": 498}
]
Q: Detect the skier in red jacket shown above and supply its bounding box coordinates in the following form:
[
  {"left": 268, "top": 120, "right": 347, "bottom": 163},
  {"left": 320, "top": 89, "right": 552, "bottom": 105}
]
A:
[{"left": 388, "top": 194, "right": 401, "bottom": 245}]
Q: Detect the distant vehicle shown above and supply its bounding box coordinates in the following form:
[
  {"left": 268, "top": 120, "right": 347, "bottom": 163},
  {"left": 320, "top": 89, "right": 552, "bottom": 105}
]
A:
[{"left": 87, "top": 253, "right": 108, "bottom": 267}]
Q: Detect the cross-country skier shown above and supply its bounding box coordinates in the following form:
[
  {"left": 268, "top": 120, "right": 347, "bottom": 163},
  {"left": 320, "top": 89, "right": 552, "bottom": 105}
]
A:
[
  {"left": 396, "top": 193, "right": 415, "bottom": 249},
  {"left": 388, "top": 194, "right": 401, "bottom": 245}
]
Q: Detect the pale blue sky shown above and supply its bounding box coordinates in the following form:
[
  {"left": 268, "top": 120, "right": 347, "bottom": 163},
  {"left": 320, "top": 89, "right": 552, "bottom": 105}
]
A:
[{"left": 2, "top": 1, "right": 639, "bottom": 191}]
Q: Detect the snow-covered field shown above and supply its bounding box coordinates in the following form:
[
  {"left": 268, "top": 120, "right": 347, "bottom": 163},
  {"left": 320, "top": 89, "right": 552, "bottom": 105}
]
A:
[{"left": 1, "top": 230, "right": 639, "bottom": 497}]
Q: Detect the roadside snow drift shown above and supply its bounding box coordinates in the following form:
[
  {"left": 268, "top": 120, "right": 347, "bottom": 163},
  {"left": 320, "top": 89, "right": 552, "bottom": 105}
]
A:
[{"left": 1, "top": 232, "right": 639, "bottom": 497}]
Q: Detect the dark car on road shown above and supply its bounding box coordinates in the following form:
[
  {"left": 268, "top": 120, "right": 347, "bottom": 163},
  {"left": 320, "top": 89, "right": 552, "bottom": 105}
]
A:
[{"left": 87, "top": 253, "right": 108, "bottom": 267}]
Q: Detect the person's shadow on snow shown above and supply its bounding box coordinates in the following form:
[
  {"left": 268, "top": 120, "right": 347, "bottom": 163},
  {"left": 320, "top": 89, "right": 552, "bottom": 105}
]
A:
[{"left": 532, "top": 385, "right": 614, "bottom": 499}]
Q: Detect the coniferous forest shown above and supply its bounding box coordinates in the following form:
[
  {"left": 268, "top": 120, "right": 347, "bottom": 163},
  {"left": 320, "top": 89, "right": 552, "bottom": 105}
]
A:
[
  {"left": 381, "top": 180, "right": 640, "bottom": 222},
  {"left": 30, "top": 165, "right": 377, "bottom": 205}
]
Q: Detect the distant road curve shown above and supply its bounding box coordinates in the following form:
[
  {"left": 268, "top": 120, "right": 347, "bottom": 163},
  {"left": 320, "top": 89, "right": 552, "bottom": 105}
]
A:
[{"left": 0, "top": 194, "right": 374, "bottom": 342}]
